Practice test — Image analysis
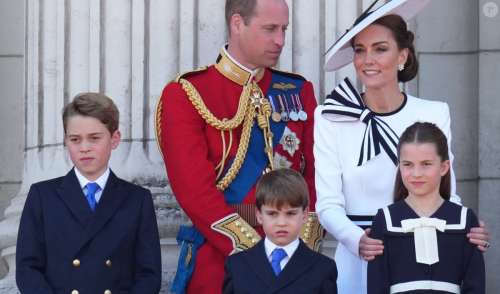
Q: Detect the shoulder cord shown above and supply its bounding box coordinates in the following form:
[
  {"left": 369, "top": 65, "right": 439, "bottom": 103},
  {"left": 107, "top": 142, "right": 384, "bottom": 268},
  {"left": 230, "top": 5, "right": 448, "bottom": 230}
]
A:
[{"left": 179, "top": 79, "right": 269, "bottom": 191}]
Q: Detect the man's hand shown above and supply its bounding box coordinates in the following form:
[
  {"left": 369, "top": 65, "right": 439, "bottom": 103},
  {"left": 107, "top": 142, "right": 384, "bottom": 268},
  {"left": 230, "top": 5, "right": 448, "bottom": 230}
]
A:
[
  {"left": 467, "top": 220, "right": 490, "bottom": 252},
  {"left": 359, "top": 228, "right": 384, "bottom": 261}
]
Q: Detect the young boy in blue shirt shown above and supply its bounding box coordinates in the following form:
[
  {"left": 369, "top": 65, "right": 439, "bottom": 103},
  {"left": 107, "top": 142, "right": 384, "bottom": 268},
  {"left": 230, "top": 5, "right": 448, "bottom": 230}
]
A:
[
  {"left": 16, "top": 93, "right": 161, "bottom": 294},
  {"left": 222, "top": 168, "right": 337, "bottom": 294}
]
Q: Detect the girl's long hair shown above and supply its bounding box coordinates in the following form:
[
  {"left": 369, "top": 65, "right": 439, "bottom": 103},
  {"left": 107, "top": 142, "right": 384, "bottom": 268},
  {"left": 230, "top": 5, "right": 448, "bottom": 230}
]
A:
[{"left": 393, "top": 122, "right": 451, "bottom": 202}]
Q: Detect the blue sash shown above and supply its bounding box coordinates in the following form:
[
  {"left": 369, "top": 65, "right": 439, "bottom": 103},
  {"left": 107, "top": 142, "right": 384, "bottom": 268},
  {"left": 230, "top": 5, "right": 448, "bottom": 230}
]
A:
[
  {"left": 171, "top": 71, "right": 304, "bottom": 294},
  {"left": 224, "top": 72, "right": 304, "bottom": 203}
]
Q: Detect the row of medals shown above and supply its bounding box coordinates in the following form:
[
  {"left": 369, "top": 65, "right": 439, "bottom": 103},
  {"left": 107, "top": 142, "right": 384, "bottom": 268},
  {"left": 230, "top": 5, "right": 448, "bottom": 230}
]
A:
[{"left": 267, "top": 93, "right": 308, "bottom": 123}]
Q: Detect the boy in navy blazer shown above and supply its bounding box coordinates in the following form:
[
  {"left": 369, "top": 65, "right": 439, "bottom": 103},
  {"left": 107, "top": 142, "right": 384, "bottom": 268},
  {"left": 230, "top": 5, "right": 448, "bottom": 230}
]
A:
[
  {"left": 222, "top": 168, "right": 337, "bottom": 294},
  {"left": 16, "top": 93, "right": 162, "bottom": 294}
]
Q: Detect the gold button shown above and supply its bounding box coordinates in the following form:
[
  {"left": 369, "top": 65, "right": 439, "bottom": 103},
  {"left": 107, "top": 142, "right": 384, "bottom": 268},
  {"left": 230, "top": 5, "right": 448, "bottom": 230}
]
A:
[
  {"left": 105, "top": 259, "right": 112, "bottom": 267},
  {"left": 245, "top": 233, "right": 252, "bottom": 239},
  {"left": 104, "top": 290, "right": 112, "bottom": 294},
  {"left": 71, "top": 290, "right": 79, "bottom": 294},
  {"left": 235, "top": 221, "right": 241, "bottom": 227},
  {"left": 240, "top": 227, "right": 247, "bottom": 233},
  {"left": 251, "top": 238, "right": 258, "bottom": 244},
  {"left": 72, "top": 259, "right": 80, "bottom": 267}
]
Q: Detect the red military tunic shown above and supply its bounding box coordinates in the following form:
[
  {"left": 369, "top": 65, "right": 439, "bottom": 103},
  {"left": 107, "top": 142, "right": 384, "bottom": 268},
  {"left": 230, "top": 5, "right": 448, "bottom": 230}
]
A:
[{"left": 157, "top": 47, "right": 317, "bottom": 294}]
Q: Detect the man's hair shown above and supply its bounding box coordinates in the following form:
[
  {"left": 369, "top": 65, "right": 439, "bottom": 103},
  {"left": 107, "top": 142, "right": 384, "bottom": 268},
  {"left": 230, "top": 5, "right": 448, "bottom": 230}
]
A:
[
  {"left": 256, "top": 168, "right": 309, "bottom": 210},
  {"left": 225, "top": 0, "right": 258, "bottom": 33},
  {"left": 62, "top": 92, "right": 119, "bottom": 135}
]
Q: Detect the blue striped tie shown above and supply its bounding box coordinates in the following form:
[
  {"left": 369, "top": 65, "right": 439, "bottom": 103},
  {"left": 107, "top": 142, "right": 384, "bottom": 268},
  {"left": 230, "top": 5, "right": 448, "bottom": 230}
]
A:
[{"left": 85, "top": 182, "right": 100, "bottom": 212}]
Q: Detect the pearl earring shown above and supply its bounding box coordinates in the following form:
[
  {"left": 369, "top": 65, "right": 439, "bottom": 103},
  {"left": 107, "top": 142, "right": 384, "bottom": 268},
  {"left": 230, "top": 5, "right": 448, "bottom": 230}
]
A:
[{"left": 398, "top": 64, "right": 405, "bottom": 71}]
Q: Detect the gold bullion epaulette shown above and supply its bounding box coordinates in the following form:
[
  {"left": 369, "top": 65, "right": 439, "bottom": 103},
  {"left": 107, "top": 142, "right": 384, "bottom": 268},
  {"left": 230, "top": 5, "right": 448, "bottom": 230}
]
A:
[
  {"left": 211, "top": 213, "right": 261, "bottom": 254},
  {"left": 269, "top": 68, "right": 306, "bottom": 81},
  {"left": 175, "top": 66, "right": 209, "bottom": 83},
  {"left": 300, "top": 212, "right": 324, "bottom": 252}
]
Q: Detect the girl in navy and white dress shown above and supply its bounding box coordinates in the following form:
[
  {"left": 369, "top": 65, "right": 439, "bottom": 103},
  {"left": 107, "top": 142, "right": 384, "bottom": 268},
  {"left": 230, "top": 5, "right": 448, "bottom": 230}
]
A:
[
  {"left": 368, "top": 122, "right": 485, "bottom": 294},
  {"left": 315, "top": 1, "right": 490, "bottom": 293}
]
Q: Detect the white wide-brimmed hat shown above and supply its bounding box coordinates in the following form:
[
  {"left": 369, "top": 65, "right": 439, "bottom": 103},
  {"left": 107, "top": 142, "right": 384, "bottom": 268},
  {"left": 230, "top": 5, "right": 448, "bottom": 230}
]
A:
[{"left": 324, "top": 0, "right": 431, "bottom": 72}]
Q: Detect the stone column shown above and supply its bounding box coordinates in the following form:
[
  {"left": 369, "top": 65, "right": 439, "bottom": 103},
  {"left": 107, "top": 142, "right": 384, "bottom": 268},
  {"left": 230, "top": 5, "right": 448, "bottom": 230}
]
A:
[
  {"left": 478, "top": 0, "right": 500, "bottom": 292},
  {"left": 416, "top": 0, "right": 480, "bottom": 209}
]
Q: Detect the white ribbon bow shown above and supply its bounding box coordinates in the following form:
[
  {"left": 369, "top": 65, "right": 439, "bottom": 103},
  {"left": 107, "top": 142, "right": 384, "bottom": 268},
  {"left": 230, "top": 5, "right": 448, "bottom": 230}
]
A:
[
  {"left": 321, "top": 78, "right": 400, "bottom": 166},
  {"left": 401, "top": 217, "right": 447, "bottom": 265}
]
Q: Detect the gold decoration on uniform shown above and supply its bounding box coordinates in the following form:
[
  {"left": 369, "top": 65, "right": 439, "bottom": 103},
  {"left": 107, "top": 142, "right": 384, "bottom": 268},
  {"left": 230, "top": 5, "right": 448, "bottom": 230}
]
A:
[
  {"left": 154, "top": 96, "right": 165, "bottom": 162},
  {"left": 179, "top": 78, "right": 275, "bottom": 191},
  {"left": 250, "top": 85, "right": 275, "bottom": 170},
  {"left": 280, "top": 127, "right": 300, "bottom": 157},
  {"left": 211, "top": 213, "right": 261, "bottom": 253},
  {"left": 300, "top": 212, "right": 324, "bottom": 252},
  {"left": 272, "top": 82, "right": 297, "bottom": 90}
]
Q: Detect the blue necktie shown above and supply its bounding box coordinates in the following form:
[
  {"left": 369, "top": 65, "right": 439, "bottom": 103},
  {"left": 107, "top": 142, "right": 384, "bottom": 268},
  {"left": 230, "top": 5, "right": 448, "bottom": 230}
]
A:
[
  {"left": 270, "top": 248, "right": 287, "bottom": 276},
  {"left": 85, "top": 182, "right": 100, "bottom": 212}
]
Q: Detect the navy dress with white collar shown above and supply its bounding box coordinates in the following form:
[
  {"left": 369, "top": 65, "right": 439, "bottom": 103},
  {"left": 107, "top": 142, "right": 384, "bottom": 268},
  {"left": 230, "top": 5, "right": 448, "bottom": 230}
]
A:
[{"left": 368, "top": 200, "right": 484, "bottom": 294}]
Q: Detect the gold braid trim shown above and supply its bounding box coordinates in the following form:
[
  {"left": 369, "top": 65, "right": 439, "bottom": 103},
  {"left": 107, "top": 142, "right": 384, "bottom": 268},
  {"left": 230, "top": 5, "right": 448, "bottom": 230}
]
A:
[
  {"left": 211, "top": 213, "right": 261, "bottom": 254},
  {"left": 300, "top": 212, "right": 324, "bottom": 252},
  {"left": 216, "top": 102, "right": 255, "bottom": 191},
  {"left": 153, "top": 96, "right": 165, "bottom": 162},
  {"left": 179, "top": 79, "right": 251, "bottom": 131},
  {"left": 178, "top": 78, "right": 259, "bottom": 191}
]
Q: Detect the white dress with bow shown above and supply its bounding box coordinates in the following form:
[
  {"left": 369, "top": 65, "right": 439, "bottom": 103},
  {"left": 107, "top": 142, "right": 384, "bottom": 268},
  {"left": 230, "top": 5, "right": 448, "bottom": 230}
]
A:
[{"left": 314, "top": 80, "right": 460, "bottom": 294}]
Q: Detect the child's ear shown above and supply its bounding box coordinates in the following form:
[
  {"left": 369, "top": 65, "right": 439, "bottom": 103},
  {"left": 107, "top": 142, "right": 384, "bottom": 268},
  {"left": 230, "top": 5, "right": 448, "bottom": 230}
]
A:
[
  {"left": 302, "top": 207, "right": 309, "bottom": 223},
  {"left": 256, "top": 208, "right": 263, "bottom": 225},
  {"left": 111, "top": 130, "right": 121, "bottom": 149},
  {"left": 440, "top": 159, "right": 450, "bottom": 176}
]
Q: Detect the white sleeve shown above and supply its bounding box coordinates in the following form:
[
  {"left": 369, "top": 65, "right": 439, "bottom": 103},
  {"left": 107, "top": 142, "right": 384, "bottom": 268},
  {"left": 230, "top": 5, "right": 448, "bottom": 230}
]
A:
[
  {"left": 313, "top": 106, "right": 364, "bottom": 256},
  {"left": 438, "top": 102, "right": 461, "bottom": 204}
]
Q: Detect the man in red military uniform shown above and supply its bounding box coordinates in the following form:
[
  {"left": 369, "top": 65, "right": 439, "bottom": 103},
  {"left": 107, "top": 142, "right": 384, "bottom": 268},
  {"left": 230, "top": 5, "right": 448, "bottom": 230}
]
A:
[{"left": 156, "top": 0, "right": 320, "bottom": 293}]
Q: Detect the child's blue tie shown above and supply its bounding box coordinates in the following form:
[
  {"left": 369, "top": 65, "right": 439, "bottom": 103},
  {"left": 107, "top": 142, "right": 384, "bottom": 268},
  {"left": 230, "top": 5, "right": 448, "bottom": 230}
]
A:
[
  {"left": 270, "top": 248, "right": 287, "bottom": 276},
  {"left": 85, "top": 182, "right": 100, "bottom": 212}
]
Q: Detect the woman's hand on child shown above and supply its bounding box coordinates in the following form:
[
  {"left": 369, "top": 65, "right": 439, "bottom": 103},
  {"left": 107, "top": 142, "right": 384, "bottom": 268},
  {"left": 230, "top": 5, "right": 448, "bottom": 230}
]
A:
[
  {"left": 359, "top": 228, "right": 384, "bottom": 261},
  {"left": 467, "top": 220, "right": 490, "bottom": 252}
]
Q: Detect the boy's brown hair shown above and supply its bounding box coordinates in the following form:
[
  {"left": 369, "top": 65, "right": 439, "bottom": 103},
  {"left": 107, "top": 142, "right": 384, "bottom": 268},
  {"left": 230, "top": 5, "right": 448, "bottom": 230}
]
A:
[
  {"left": 255, "top": 168, "right": 309, "bottom": 210},
  {"left": 62, "top": 92, "right": 119, "bottom": 135}
]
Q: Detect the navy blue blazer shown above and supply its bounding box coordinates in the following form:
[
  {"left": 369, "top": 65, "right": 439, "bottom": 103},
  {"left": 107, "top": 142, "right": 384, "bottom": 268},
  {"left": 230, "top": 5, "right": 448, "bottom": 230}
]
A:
[
  {"left": 368, "top": 200, "right": 484, "bottom": 294},
  {"left": 16, "top": 169, "right": 162, "bottom": 294},
  {"left": 223, "top": 239, "right": 337, "bottom": 294}
]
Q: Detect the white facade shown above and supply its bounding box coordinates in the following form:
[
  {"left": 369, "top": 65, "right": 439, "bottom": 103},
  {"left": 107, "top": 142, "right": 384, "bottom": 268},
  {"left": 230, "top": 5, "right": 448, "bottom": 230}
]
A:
[{"left": 1, "top": 0, "right": 499, "bottom": 293}]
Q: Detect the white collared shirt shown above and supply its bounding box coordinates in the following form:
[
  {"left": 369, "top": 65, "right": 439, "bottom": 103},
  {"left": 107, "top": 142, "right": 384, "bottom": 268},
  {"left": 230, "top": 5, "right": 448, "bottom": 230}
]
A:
[
  {"left": 264, "top": 237, "right": 300, "bottom": 271},
  {"left": 74, "top": 167, "right": 110, "bottom": 203}
]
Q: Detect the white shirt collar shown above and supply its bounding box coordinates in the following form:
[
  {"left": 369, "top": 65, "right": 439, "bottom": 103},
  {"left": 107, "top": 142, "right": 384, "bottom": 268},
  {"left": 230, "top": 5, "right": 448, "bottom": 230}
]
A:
[
  {"left": 74, "top": 167, "right": 110, "bottom": 191},
  {"left": 264, "top": 237, "right": 300, "bottom": 261}
]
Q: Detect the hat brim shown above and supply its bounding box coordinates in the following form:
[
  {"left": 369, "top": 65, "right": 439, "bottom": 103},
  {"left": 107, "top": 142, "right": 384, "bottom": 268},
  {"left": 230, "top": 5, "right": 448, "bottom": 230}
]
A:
[{"left": 324, "top": 0, "right": 431, "bottom": 72}]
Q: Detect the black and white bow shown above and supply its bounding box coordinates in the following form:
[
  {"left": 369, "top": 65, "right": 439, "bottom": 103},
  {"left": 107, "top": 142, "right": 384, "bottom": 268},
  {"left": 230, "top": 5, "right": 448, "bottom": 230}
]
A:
[{"left": 321, "top": 78, "right": 399, "bottom": 166}]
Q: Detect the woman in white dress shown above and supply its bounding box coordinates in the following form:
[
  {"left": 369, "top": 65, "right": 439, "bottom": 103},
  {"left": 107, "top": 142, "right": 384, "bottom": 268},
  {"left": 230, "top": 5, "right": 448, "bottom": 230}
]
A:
[{"left": 314, "top": 1, "right": 490, "bottom": 293}]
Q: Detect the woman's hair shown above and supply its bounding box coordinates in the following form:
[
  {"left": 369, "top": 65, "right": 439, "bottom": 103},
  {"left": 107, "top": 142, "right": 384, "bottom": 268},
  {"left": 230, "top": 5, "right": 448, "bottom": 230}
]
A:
[
  {"left": 393, "top": 122, "right": 451, "bottom": 202},
  {"left": 372, "top": 14, "right": 419, "bottom": 82}
]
